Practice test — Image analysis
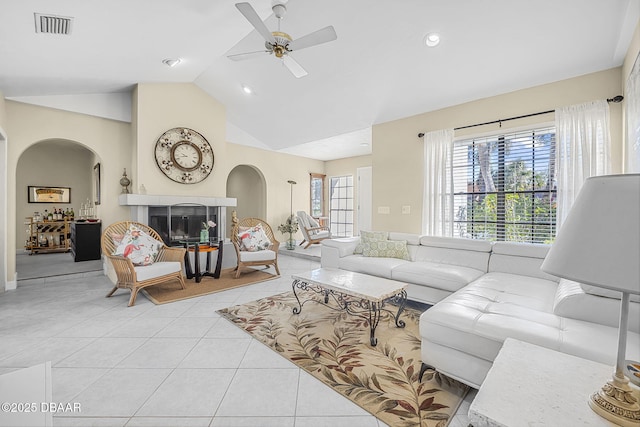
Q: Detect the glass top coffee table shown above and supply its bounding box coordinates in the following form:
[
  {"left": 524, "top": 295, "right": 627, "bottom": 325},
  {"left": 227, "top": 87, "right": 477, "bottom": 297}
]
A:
[
  {"left": 179, "top": 238, "right": 223, "bottom": 283},
  {"left": 291, "top": 268, "right": 408, "bottom": 346}
]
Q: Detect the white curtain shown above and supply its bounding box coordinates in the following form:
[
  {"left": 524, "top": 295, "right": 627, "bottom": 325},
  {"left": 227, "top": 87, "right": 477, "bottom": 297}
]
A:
[
  {"left": 626, "top": 54, "right": 640, "bottom": 173},
  {"left": 555, "top": 100, "right": 611, "bottom": 226},
  {"left": 422, "top": 129, "right": 454, "bottom": 236}
]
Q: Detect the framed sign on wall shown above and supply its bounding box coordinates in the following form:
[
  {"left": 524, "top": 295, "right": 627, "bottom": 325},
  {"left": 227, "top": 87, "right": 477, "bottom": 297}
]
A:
[{"left": 28, "top": 186, "right": 71, "bottom": 203}]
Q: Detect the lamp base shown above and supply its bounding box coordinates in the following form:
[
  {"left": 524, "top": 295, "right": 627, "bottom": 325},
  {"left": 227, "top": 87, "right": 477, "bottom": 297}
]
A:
[{"left": 588, "top": 374, "right": 640, "bottom": 426}]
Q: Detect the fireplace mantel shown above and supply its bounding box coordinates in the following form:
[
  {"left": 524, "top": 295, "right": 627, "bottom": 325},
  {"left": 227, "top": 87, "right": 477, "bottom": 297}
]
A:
[
  {"left": 118, "top": 194, "right": 237, "bottom": 207},
  {"left": 118, "top": 194, "right": 237, "bottom": 242}
]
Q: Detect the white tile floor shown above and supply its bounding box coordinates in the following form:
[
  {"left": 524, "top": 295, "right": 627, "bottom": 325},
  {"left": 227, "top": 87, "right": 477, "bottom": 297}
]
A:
[{"left": 2, "top": 254, "right": 476, "bottom": 427}]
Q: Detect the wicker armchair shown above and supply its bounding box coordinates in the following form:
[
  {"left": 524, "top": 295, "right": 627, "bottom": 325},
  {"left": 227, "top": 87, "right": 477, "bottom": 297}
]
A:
[
  {"left": 231, "top": 217, "right": 280, "bottom": 278},
  {"left": 101, "top": 221, "right": 186, "bottom": 306}
]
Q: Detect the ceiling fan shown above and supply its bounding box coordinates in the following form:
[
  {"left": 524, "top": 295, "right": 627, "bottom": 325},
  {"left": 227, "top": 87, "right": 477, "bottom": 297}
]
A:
[{"left": 229, "top": 2, "right": 337, "bottom": 78}]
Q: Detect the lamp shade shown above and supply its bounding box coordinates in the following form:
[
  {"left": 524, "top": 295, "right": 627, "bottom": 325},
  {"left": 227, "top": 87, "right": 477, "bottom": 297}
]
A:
[{"left": 541, "top": 174, "right": 640, "bottom": 294}]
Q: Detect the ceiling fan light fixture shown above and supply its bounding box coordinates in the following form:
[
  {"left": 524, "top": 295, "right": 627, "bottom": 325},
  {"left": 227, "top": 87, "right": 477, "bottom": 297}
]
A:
[
  {"left": 425, "top": 33, "right": 441, "bottom": 47},
  {"left": 162, "top": 58, "right": 181, "bottom": 67}
]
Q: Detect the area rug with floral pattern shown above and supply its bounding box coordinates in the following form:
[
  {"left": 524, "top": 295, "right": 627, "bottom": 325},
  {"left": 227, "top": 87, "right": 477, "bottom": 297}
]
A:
[{"left": 217, "top": 291, "right": 469, "bottom": 427}]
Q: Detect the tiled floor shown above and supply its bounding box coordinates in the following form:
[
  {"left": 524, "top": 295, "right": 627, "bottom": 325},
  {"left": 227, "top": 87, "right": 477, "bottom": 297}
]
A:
[{"left": 2, "top": 253, "right": 476, "bottom": 427}]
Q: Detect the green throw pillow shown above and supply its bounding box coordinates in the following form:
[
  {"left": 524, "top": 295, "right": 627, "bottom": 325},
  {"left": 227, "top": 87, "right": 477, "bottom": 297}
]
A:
[
  {"left": 354, "top": 230, "right": 389, "bottom": 254},
  {"left": 362, "top": 239, "right": 411, "bottom": 260}
]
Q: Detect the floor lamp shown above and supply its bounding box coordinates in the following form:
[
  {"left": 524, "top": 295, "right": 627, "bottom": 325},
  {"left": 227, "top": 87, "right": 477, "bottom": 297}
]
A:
[
  {"left": 541, "top": 174, "right": 640, "bottom": 427},
  {"left": 287, "top": 180, "right": 297, "bottom": 219}
]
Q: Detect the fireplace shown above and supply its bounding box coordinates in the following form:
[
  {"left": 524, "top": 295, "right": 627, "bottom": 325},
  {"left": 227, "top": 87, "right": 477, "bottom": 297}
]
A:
[
  {"left": 149, "top": 205, "right": 219, "bottom": 245},
  {"left": 119, "top": 194, "right": 237, "bottom": 245}
]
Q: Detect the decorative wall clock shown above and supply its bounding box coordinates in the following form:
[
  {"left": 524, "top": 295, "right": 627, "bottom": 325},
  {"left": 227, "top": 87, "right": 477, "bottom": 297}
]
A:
[{"left": 154, "top": 128, "right": 214, "bottom": 184}]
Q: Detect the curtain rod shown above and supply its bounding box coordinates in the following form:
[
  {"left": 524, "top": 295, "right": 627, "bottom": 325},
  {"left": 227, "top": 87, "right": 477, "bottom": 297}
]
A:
[{"left": 417, "top": 95, "right": 624, "bottom": 138}]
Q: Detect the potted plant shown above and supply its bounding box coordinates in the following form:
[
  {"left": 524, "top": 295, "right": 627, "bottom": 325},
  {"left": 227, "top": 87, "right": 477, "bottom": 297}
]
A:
[{"left": 278, "top": 215, "right": 299, "bottom": 250}]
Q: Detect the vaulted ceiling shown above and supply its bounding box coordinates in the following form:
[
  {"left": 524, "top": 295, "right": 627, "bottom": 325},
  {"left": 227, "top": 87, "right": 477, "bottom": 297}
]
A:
[{"left": 1, "top": 0, "right": 637, "bottom": 160}]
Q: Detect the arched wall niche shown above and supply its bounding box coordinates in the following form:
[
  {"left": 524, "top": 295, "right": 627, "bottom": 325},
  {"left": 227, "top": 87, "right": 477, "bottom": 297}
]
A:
[
  {"left": 226, "top": 164, "right": 267, "bottom": 236},
  {"left": 15, "top": 139, "right": 99, "bottom": 252}
]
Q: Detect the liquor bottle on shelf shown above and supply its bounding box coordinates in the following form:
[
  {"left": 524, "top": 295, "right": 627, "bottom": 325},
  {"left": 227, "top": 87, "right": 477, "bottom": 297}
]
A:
[
  {"left": 70, "top": 208, "right": 75, "bottom": 221},
  {"left": 48, "top": 210, "right": 53, "bottom": 221},
  {"left": 43, "top": 210, "right": 49, "bottom": 221}
]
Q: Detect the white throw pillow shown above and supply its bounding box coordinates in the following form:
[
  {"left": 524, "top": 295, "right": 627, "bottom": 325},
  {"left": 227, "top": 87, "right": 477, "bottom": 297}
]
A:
[
  {"left": 113, "top": 225, "right": 163, "bottom": 266},
  {"left": 237, "top": 223, "right": 272, "bottom": 252}
]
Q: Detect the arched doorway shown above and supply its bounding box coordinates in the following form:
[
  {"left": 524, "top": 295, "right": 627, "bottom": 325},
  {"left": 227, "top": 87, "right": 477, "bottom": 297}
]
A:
[
  {"left": 15, "top": 139, "right": 100, "bottom": 281},
  {"left": 0, "top": 128, "right": 8, "bottom": 290},
  {"left": 226, "top": 165, "right": 267, "bottom": 231}
]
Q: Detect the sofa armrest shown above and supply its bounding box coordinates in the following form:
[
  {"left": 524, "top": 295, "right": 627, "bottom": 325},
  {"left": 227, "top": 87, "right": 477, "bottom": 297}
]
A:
[{"left": 320, "top": 237, "right": 360, "bottom": 268}]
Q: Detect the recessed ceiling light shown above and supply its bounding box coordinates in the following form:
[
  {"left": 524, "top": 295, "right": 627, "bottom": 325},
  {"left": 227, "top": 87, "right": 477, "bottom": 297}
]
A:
[
  {"left": 162, "top": 58, "right": 181, "bottom": 67},
  {"left": 242, "top": 85, "right": 253, "bottom": 94},
  {"left": 360, "top": 142, "right": 369, "bottom": 147},
  {"left": 424, "top": 33, "right": 440, "bottom": 47}
]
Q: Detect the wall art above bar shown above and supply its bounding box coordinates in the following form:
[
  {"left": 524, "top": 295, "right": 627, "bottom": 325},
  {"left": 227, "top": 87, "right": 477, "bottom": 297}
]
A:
[{"left": 28, "top": 186, "right": 71, "bottom": 204}]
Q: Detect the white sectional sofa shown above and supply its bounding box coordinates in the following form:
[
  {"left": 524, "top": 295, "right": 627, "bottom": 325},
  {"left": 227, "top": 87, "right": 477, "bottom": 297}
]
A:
[{"left": 321, "top": 233, "right": 640, "bottom": 388}]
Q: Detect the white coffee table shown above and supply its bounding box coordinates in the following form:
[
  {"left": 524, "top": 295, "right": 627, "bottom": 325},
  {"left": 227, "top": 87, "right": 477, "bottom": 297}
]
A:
[
  {"left": 469, "top": 338, "right": 620, "bottom": 427},
  {"left": 291, "top": 268, "right": 408, "bottom": 346}
]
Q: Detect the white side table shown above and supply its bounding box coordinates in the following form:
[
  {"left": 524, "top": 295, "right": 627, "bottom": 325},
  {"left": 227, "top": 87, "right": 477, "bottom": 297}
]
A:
[{"left": 469, "top": 338, "right": 621, "bottom": 427}]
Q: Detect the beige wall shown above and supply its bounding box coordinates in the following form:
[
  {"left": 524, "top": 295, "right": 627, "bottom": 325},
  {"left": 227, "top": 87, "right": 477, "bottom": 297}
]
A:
[
  {"left": 325, "top": 155, "right": 373, "bottom": 233},
  {"left": 5, "top": 101, "right": 132, "bottom": 281},
  {"left": 16, "top": 142, "right": 94, "bottom": 250},
  {"left": 225, "top": 143, "right": 324, "bottom": 242},
  {"left": 3, "top": 84, "right": 325, "bottom": 282},
  {"left": 133, "top": 83, "right": 228, "bottom": 197},
  {"left": 372, "top": 67, "right": 624, "bottom": 233},
  {"left": 0, "top": 65, "right": 631, "bottom": 283}
]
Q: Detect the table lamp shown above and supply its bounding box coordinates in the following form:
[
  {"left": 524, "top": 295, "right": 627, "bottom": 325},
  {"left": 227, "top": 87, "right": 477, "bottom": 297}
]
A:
[{"left": 541, "top": 174, "right": 640, "bottom": 426}]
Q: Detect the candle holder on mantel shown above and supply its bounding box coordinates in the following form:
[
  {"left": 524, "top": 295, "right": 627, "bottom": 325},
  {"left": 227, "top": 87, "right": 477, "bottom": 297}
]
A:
[{"left": 120, "top": 168, "right": 131, "bottom": 194}]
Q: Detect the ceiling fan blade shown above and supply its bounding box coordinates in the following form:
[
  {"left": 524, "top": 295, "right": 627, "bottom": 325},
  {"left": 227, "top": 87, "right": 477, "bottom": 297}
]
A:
[
  {"left": 282, "top": 55, "right": 308, "bottom": 78},
  {"left": 227, "top": 50, "right": 271, "bottom": 61},
  {"left": 287, "top": 26, "right": 337, "bottom": 51},
  {"left": 235, "top": 2, "right": 276, "bottom": 45}
]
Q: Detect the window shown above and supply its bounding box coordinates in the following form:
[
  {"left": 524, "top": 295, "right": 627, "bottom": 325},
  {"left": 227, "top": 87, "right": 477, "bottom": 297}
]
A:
[
  {"left": 451, "top": 126, "right": 556, "bottom": 243},
  {"left": 310, "top": 173, "right": 325, "bottom": 217},
  {"left": 329, "top": 175, "right": 354, "bottom": 237}
]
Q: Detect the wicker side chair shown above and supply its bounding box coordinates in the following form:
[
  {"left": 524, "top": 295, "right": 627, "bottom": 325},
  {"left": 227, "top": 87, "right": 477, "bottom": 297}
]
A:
[
  {"left": 101, "top": 221, "right": 186, "bottom": 306},
  {"left": 231, "top": 217, "right": 281, "bottom": 278}
]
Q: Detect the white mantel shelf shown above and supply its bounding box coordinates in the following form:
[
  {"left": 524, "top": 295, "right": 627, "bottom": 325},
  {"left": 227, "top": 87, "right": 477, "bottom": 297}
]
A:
[{"left": 118, "top": 194, "right": 237, "bottom": 207}]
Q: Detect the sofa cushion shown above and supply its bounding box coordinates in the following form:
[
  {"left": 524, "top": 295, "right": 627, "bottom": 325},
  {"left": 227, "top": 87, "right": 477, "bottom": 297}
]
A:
[
  {"left": 388, "top": 232, "right": 422, "bottom": 246},
  {"left": 134, "top": 261, "right": 181, "bottom": 281},
  {"left": 488, "top": 242, "right": 558, "bottom": 281},
  {"left": 392, "top": 261, "right": 484, "bottom": 293},
  {"left": 419, "top": 236, "right": 493, "bottom": 253},
  {"left": 420, "top": 272, "right": 640, "bottom": 371},
  {"left": 553, "top": 279, "right": 640, "bottom": 333},
  {"left": 362, "top": 239, "right": 411, "bottom": 260},
  {"left": 413, "top": 245, "right": 490, "bottom": 273},
  {"left": 338, "top": 255, "right": 409, "bottom": 279},
  {"left": 581, "top": 283, "right": 640, "bottom": 303},
  {"left": 239, "top": 249, "right": 277, "bottom": 262}
]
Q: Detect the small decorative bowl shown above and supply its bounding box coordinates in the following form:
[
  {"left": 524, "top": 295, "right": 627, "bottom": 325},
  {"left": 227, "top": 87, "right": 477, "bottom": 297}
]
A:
[{"left": 624, "top": 360, "right": 640, "bottom": 387}]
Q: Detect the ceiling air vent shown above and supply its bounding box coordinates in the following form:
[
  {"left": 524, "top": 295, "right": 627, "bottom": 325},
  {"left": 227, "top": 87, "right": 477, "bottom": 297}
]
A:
[{"left": 34, "top": 13, "right": 73, "bottom": 35}]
